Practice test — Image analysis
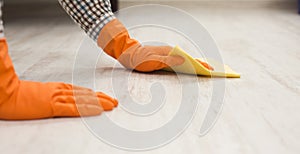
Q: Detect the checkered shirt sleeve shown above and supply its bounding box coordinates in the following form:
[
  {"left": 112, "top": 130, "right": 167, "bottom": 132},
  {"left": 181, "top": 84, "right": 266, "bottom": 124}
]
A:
[
  {"left": 58, "top": 0, "right": 116, "bottom": 41},
  {"left": 0, "top": 0, "right": 4, "bottom": 38}
]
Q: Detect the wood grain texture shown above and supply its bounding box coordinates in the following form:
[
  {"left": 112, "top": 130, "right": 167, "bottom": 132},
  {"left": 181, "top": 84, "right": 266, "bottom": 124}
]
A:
[{"left": 0, "top": 2, "right": 299, "bottom": 154}]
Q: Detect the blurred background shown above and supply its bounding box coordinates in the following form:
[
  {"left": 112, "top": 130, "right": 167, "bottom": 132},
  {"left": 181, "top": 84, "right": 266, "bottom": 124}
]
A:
[{"left": 2, "top": 1, "right": 299, "bottom": 83}]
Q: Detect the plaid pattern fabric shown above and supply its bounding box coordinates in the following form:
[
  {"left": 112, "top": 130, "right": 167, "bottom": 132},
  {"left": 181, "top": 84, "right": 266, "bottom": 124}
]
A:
[
  {"left": 0, "top": 0, "right": 4, "bottom": 38},
  {"left": 58, "top": 0, "right": 116, "bottom": 41}
]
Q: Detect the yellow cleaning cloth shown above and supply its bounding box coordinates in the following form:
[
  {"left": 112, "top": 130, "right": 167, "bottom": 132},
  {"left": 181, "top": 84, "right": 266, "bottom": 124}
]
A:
[{"left": 163, "top": 46, "right": 241, "bottom": 78}]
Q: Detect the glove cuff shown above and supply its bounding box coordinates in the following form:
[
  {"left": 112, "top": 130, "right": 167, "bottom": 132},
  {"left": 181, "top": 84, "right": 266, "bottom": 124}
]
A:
[{"left": 97, "top": 19, "right": 139, "bottom": 59}]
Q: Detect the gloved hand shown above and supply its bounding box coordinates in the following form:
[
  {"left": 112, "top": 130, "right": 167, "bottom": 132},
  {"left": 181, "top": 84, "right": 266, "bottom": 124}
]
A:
[
  {"left": 195, "top": 59, "right": 214, "bottom": 71},
  {"left": 97, "top": 19, "right": 185, "bottom": 72},
  {"left": 0, "top": 38, "right": 118, "bottom": 120}
]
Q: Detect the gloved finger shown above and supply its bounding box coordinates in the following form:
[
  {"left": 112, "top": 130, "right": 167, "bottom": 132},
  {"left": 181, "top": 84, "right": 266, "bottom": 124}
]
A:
[
  {"left": 145, "top": 55, "right": 185, "bottom": 69},
  {"left": 77, "top": 104, "right": 103, "bottom": 116},
  {"left": 195, "top": 59, "right": 214, "bottom": 71},
  {"left": 144, "top": 46, "right": 172, "bottom": 56},
  {"left": 96, "top": 92, "right": 118, "bottom": 107},
  {"left": 53, "top": 95, "right": 76, "bottom": 103},
  {"left": 71, "top": 85, "right": 94, "bottom": 92},
  {"left": 163, "top": 55, "right": 185, "bottom": 67},
  {"left": 50, "top": 83, "right": 93, "bottom": 92},
  {"left": 74, "top": 96, "right": 100, "bottom": 107},
  {"left": 53, "top": 102, "right": 103, "bottom": 117},
  {"left": 58, "top": 89, "right": 95, "bottom": 96},
  {"left": 98, "top": 98, "right": 115, "bottom": 111},
  {"left": 54, "top": 95, "right": 101, "bottom": 107}
]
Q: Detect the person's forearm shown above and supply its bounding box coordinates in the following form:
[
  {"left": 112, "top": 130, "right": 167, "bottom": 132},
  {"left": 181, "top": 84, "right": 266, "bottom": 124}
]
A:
[
  {"left": 58, "top": 0, "right": 186, "bottom": 72},
  {"left": 58, "top": 0, "right": 115, "bottom": 41}
]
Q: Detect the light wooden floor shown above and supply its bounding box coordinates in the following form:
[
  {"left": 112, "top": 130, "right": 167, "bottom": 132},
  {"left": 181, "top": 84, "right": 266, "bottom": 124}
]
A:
[{"left": 0, "top": 1, "right": 299, "bottom": 154}]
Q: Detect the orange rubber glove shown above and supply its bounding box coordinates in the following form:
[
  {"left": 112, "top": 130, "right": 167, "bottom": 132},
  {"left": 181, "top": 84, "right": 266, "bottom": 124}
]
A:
[
  {"left": 97, "top": 19, "right": 185, "bottom": 72},
  {"left": 196, "top": 59, "right": 214, "bottom": 71},
  {"left": 0, "top": 38, "right": 118, "bottom": 120}
]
